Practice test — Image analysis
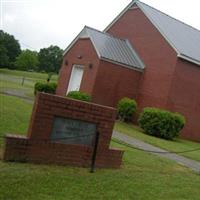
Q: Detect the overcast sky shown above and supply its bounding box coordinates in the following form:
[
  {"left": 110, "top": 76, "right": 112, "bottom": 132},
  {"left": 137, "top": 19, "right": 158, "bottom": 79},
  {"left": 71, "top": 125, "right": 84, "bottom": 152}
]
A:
[{"left": 1, "top": 0, "right": 200, "bottom": 51}]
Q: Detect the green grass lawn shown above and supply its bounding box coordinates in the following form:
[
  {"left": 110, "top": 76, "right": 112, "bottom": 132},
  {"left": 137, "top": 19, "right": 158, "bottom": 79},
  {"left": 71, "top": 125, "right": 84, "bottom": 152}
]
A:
[
  {"left": 0, "top": 94, "right": 200, "bottom": 199},
  {"left": 0, "top": 68, "right": 58, "bottom": 98},
  {"left": 0, "top": 94, "right": 32, "bottom": 147},
  {"left": 1, "top": 70, "right": 200, "bottom": 200},
  {"left": 115, "top": 121, "right": 200, "bottom": 162},
  {"left": 0, "top": 68, "right": 58, "bottom": 81},
  {"left": 1, "top": 143, "right": 200, "bottom": 200}
]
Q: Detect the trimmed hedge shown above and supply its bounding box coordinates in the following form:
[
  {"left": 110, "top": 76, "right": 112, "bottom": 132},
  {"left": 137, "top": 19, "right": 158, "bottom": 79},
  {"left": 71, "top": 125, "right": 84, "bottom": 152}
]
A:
[
  {"left": 67, "top": 91, "right": 91, "bottom": 102},
  {"left": 138, "top": 107, "right": 186, "bottom": 140},
  {"left": 117, "top": 97, "right": 137, "bottom": 122},
  {"left": 34, "top": 82, "right": 57, "bottom": 95}
]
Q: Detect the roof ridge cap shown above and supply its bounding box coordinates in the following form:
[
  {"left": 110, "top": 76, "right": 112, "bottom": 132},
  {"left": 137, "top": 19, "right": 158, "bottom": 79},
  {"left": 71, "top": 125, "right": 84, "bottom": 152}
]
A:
[
  {"left": 137, "top": 1, "right": 200, "bottom": 33},
  {"left": 85, "top": 25, "right": 128, "bottom": 42}
]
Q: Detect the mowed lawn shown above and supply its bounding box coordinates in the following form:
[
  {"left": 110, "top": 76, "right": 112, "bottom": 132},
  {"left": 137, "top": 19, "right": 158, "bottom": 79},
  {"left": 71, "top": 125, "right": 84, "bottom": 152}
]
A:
[
  {"left": 1, "top": 94, "right": 200, "bottom": 200},
  {"left": 114, "top": 122, "right": 200, "bottom": 162},
  {"left": 0, "top": 68, "right": 58, "bottom": 81},
  {"left": 0, "top": 94, "right": 32, "bottom": 145},
  {"left": 0, "top": 68, "right": 58, "bottom": 98}
]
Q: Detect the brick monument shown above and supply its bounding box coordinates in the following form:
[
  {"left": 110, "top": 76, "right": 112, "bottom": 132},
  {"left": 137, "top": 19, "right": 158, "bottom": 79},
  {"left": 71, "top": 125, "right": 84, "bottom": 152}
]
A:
[{"left": 3, "top": 93, "right": 124, "bottom": 168}]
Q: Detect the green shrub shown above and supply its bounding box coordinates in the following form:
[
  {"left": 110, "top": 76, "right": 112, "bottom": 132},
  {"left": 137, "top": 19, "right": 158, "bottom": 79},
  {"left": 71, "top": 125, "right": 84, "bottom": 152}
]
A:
[
  {"left": 67, "top": 91, "right": 91, "bottom": 102},
  {"left": 34, "top": 82, "right": 57, "bottom": 95},
  {"left": 138, "top": 107, "right": 186, "bottom": 140},
  {"left": 117, "top": 97, "right": 137, "bottom": 122}
]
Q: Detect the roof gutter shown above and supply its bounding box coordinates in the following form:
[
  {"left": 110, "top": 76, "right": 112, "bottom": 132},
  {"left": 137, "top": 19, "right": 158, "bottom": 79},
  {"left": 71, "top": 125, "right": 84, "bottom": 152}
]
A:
[{"left": 177, "top": 54, "right": 200, "bottom": 66}]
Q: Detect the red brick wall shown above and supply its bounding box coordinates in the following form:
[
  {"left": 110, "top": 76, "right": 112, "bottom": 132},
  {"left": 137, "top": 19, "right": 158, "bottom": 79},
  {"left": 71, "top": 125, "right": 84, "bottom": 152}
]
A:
[
  {"left": 167, "top": 59, "right": 200, "bottom": 142},
  {"left": 4, "top": 135, "right": 123, "bottom": 168},
  {"left": 106, "top": 7, "right": 200, "bottom": 141},
  {"left": 4, "top": 93, "right": 124, "bottom": 168},
  {"left": 56, "top": 36, "right": 143, "bottom": 108},
  {"left": 92, "top": 60, "right": 142, "bottom": 107},
  {"left": 56, "top": 38, "right": 100, "bottom": 96},
  {"left": 4, "top": 135, "right": 92, "bottom": 167},
  {"left": 106, "top": 7, "right": 178, "bottom": 109}
]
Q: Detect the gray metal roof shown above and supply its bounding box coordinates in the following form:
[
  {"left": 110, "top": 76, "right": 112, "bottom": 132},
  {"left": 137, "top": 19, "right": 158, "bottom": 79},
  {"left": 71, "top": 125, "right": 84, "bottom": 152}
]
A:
[
  {"left": 137, "top": 1, "right": 200, "bottom": 65},
  {"left": 64, "top": 26, "right": 145, "bottom": 70},
  {"left": 104, "top": 0, "right": 200, "bottom": 65},
  {"left": 85, "top": 27, "right": 145, "bottom": 70}
]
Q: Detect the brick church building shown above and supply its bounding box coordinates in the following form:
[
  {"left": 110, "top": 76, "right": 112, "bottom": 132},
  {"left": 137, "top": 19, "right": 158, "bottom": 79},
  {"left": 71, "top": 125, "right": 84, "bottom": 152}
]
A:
[{"left": 56, "top": 1, "right": 200, "bottom": 142}]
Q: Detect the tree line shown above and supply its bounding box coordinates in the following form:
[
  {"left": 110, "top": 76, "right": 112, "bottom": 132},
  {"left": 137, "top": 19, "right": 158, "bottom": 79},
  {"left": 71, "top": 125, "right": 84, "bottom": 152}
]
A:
[{"left": 0, "top": 30, "right": 63, "bottom": 73}]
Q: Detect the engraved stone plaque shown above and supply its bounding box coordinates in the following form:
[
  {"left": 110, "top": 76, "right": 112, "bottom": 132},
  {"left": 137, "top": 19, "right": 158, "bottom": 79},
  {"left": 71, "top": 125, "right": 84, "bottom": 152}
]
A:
[{"left": 51, "top": 117, "right": 96, "bottom": 146}]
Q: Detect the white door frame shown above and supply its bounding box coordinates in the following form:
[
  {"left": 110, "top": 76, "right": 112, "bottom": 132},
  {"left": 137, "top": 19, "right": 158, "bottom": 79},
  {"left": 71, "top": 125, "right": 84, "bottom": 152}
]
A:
[{"left": 66, "top": 64, "right": 84, "bottom": 94}]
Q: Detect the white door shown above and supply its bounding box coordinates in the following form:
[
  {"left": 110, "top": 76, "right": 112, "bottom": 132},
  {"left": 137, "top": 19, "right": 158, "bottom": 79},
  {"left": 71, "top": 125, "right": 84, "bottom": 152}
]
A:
[{"left": 67, "top": 65, "right": 84, "bottom": 94}]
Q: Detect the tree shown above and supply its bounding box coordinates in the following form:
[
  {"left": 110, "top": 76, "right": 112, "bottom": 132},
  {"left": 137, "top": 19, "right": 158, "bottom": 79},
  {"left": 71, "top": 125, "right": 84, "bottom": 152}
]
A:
[
  {"left": 0, "top": 44, "right": 9, "bottom": 67},
  {"left": 38, "top": 45, "right": 63, "bottom": 73},
  {"left": 15, "top": 50, "right": 39, "bottom": 71},
  {"left": 0, "top": 30, "right": 21, "bottom": 68}
]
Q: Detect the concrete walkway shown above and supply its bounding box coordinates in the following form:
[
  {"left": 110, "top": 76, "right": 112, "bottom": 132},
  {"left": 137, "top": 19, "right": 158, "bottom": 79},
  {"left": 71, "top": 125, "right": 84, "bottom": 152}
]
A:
[
  {"left": 0, "top": 90, "right": 34, "bottom": 104},
  {"left": 112, "top": 131, "right": 200, "bottom": 173}
]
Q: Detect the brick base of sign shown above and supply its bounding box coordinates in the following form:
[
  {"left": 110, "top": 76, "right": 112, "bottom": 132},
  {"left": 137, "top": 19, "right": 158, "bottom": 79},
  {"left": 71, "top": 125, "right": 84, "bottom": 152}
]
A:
[
  {"left": 3, "top": 93, "right": 124, "bottom": 168},
  {"left": 3, "top": 135, "right": 123, "bottom": 168}
]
